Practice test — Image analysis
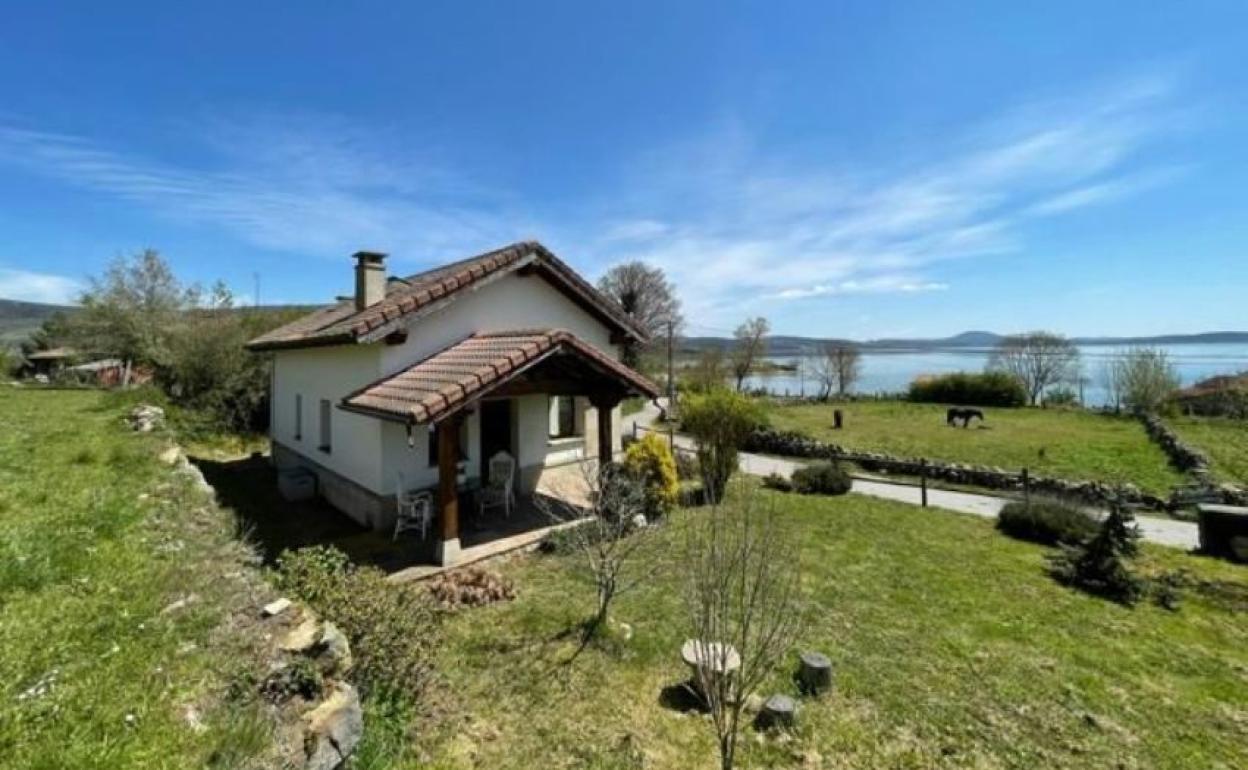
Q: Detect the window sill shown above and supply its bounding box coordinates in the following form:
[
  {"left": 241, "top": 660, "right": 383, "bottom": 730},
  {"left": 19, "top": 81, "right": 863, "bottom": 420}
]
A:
[{"left": 547, "top": 435, "right": 585, "bottom": 448}]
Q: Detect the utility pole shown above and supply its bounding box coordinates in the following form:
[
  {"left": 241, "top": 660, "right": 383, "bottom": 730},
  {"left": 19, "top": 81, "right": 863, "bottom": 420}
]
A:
[{"left": 667, "top": 318, "right": 676, "bottom": 453}]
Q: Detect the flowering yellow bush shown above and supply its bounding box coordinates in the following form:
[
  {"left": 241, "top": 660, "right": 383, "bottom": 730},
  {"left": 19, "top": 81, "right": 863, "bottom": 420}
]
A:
[{"left": 623, "top": 433, "right": 679, "bottom": 518}]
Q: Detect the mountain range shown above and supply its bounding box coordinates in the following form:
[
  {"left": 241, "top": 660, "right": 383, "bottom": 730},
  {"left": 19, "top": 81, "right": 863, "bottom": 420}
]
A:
[{"left": 3, "top": 297, "right": 1247, "bottom": 354}]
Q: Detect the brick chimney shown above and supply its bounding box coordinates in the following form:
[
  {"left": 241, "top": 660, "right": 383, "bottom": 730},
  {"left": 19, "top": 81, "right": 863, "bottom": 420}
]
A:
[{"left": 353, "top": 251, "right": 387, "bottom": 310}]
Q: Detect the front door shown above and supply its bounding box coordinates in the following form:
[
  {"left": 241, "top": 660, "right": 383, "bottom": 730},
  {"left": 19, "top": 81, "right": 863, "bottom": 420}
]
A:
[{"left": 479, "top": 399, "right": 513, "bottom": 482}]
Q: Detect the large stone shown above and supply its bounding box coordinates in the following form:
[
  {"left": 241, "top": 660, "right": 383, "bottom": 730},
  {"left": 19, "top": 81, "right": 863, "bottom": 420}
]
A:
[
  {"left": 262, "top": 598, "right": 293, "bottom": 618},
  {"left": 317, "top": 622, "right": 353, "bottom": 676},
  {"left": 282, "top": 618, "right": 322, "bottom": 654},
  {"left": 303, "top": 683, "right": 363, "bottom": 770}
]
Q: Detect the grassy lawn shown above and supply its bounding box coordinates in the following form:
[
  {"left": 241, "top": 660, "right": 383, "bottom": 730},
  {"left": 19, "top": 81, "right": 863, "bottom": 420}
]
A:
[
  {"left": 0, "top": 389, "right": 274, "bottom": 768},
  {"left": 1166, "top": 415, "right": 1248, "bottom": 486},
  {"left": 366, "top": 488, "right": 1248, "bottom": 769},
  {"left": 763, "top": 400, "right": 1185, "bottom": 494}
]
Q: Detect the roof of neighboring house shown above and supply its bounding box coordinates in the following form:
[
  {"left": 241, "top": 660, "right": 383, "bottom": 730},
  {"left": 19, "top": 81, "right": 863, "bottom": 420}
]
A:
[
  {"left": 340, "top": 329, "right": 659, "bottom": 424},
  {"left": 26, "top": 347, "right": 75, "bottom": 360},
  {"left": 69, "top": 358, "right": 124, "bottom": 372},
  {"left": 246, "top": 241, "right": 646, "bottom": 351}
]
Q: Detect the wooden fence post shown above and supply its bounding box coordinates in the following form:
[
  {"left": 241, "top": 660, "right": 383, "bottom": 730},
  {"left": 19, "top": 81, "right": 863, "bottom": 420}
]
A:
[{"left": 920, "top": 458, "right": 928, "bottom": 508}]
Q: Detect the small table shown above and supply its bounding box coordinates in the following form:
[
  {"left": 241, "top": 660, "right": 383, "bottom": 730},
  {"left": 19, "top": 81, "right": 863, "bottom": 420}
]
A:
[{"left": 681, "top": 639, "right": 741, "bottom": 679}]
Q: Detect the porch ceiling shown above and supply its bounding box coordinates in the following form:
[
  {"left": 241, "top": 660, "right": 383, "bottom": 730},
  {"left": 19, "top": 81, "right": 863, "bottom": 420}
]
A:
[{"left": 339, "top": 329, "right": 659, "bottom": 424}]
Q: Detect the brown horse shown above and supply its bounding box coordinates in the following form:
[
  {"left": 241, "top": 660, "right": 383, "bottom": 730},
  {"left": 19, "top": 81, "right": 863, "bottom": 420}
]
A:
[{"left": 946, "top": 407, "right": 984, "bottom": 428}]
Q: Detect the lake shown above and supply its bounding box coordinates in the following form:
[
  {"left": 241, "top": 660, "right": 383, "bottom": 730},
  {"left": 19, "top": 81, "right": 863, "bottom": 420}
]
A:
[{"left": 741, "top": 342, "right": 1248, "bottom": 407}]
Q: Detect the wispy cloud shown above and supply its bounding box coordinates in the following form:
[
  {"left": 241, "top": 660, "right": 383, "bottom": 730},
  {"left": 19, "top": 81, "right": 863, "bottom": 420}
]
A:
[
  {"left": 0, "top": 120, "right": 520, "bottom": 266},
  {"left": 769, "top": 277, "right": 949, "bottom": 300},
  {"left": 0, "top": 267, "right": 81, "bottom": 304},
  {"left": 0, "top": 71, "right": 1189, "bottom": 325},
  {"left": 588, "top": 73, "right": 1187, "bottom": 324}
]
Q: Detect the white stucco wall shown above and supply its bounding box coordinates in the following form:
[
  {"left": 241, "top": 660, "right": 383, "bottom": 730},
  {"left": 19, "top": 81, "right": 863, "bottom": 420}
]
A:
[
  {"left": 379, "top": 271, "right": 619, "bottom": 372},
  {"left": 271, "top": 344, "right": 385, "bottom": 493},
  {"left": 270, "top": 268, "right": 630, "bottom": 525}
]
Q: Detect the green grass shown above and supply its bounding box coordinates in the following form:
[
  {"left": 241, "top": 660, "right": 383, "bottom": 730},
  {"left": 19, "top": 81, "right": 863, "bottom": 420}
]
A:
[
  {"left": 1166, "top": 415, "right": 1248, "bottom": 486},
  {"left": 0, "top": 390, "right": 274, "bottom": 769},
  {"left": 364, "top": 488, "right": 1248, "bottom": 769},
  {"left": 763, "top": 400, "right": 1185, "bottom": 494}
]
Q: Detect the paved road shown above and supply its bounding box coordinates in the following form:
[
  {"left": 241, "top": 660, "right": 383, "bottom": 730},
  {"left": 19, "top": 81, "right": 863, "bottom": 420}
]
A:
[{"left": 625, "top": 400, "right": 1199, "bottom": 551}]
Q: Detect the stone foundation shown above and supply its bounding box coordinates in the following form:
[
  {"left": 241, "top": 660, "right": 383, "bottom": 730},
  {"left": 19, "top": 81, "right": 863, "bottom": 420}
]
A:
[{"left": 272, "top": 440, "right": 396, "bottom": 531}]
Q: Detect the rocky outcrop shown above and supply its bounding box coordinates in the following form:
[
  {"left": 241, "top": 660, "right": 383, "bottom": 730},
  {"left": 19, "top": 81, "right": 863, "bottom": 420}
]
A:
[
  {"left": 303, "top": 683, "right": 364, "bottom": 770},
  {"left": 744, "top": 427, "right": 1169, "bottom": 510}
]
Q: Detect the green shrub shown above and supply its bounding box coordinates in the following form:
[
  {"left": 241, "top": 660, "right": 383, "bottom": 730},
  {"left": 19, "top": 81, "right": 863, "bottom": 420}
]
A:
[
  {"left": 273, "top": 546, "right": 440, "bottom": 701},
  {"left": 997, "top": 499, "right": 1099, "bottom": 546},
  {"left": 791, "top": 461, "right": 852, "bottom": 495},
  {"left": 1048, "top": 506, "right": 1144, "bottom": 605},
  {"left": 1045, "top": 387, "right": 1079, "bottom": 407},
  {"left": 681, "top": 388, "right": 766, "bottom": 503},
  {"left": 761, "top": 472, "right": 793, "bottom": 492},
  {"left": 622, "top": 433, "right": 679, "bottom": 519},
  {"left": 908, "top": 372, "right": 1027, "bottom": 407}
]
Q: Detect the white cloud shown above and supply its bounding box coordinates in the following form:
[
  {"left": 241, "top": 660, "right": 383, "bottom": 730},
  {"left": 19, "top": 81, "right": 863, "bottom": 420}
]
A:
[
  {"left": 587, "top": 73, "right": 1185, "bottom": 325},
  {"left": 770, "top": 276, "right": 949, "bottom": 300},
  {"left": 0, "top": 267, "right": 81, "bottom": 304},
  {"left": 0, "top": 121, "right": 521, "bottom": 267}
]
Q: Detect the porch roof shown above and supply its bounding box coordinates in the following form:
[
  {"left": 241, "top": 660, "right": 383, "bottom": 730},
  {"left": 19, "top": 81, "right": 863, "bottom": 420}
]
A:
[{"left": 340, "top": 329, "right": 659, "bottom": 424}]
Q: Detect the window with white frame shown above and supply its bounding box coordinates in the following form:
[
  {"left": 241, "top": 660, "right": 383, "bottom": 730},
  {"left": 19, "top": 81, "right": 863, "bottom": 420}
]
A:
[{"left": 548, "top": 396, "right": 579, "bottom": 439}]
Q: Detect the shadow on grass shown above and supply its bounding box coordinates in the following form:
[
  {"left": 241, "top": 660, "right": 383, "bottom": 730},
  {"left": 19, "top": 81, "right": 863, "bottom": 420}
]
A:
[
  {"left": 658, "top": 680, "right": 708, "bottom": 713},
  {"left": 190, "top": 453, "right": 433, "bottom": 572}
]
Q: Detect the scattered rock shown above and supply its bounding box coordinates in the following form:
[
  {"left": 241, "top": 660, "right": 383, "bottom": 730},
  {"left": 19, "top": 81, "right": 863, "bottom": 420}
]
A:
[
  {"left": 303, "top": 683, "right": 363, "bottom": 770},
  {"left": 262, "top": 598, "right": 294, "bottom": 618},
  {"left": 128, "top": 405, "right": 165, "bottom": 433},
  {"left": 317, "top": 622, "right": 353, "bottom": 676},
  {"left": 282, "top": 618, "right": 322, "bottom": 654}
]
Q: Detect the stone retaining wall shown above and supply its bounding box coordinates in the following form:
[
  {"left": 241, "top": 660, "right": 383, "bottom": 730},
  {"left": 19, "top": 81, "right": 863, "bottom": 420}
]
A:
[
  {"left": 743, "top": 427, "right": 1170, "bottom": 510},
  {"left": 1138, "top": 412, "right": 1210, "bottom": 473}
]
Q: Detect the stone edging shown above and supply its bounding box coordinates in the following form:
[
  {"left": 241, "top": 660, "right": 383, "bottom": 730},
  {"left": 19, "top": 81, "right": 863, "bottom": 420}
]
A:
[
  {"left": 743, "top": 427, "right": 1170, "bottom": 510},
  {"left": 1138, "top": 412, "right": 1210, "bottom": 473}
]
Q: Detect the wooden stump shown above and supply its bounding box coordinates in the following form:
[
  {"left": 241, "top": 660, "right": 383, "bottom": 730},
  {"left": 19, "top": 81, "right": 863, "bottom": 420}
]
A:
[
  {"left": 756, "top": 694, "right": 797, "bottom": 730},
  {"left": 833, "top": 409, "right": 844, "bottom": 430},
  {"left": 797, "top": 651, "right": 833, "bottom": 696}
]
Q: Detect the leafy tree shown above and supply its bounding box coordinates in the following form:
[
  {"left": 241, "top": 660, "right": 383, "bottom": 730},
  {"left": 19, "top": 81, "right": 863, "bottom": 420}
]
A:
[
  {"left": 988, "top": 331, "right": 1080, "bottom": 406},
  {"left": 682, "top": 348, "right": 727, "bottom": 393},
  {"left": 597, "top": 261, "right": 682, "bottom": 369},
  {"left": 730, "top": 316, "right": 770, "bottom": 392},
  {"left": 68, "top": 249, "right": 185, "bottom": 382},
  {"left": 681, "top": 389, "right": 765, "bottom": 503},
  {"left": 1115, "top": 347, "right": 1180, "bottom": 414}
]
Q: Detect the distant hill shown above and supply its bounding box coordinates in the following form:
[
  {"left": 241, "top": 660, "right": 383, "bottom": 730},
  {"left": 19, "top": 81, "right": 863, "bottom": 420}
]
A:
[
  {"left": 678, "top": 329, "right": 1248, "bottom": 356},
  {"left": 0, "top": 298, "right": 74, "bottom": 346}
]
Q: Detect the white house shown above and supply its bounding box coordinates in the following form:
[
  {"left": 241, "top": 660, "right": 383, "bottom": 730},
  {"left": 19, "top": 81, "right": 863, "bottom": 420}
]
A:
[{"left": 246, "top": 241, "right": 658, "bottom": 565}]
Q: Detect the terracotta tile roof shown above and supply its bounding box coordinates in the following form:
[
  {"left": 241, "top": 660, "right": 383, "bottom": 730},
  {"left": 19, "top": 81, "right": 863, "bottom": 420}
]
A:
[
  {"left": 341, "top": 329, "right": 659, "bottom": 424},
  {"left": 246, "top": 241, "right": 646, "bottom": 351}
]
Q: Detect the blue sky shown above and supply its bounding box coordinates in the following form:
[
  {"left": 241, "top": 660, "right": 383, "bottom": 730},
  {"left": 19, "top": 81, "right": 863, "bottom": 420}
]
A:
[{"left": 0, "top": 2, "right": 1245, "bottom": 339}]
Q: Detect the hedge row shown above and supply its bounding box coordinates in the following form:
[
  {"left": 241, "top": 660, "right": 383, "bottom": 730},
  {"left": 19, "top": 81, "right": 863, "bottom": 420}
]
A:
[{"left": 908, "top": 372, "right": 1027, "bottom": 407}]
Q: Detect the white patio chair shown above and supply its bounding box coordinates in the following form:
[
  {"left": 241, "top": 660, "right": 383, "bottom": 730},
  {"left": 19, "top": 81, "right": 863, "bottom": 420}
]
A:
[
  {"left": 478, "top": 451, "right": 516, "bottom": 519},
  {"left": 394, "top": 473, "right": 433, "bottom": 541}
]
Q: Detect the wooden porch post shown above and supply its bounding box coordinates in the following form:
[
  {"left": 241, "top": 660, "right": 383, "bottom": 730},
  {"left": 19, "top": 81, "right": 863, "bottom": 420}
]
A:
[
  {"left": 591, "top": 394, "right": 622, "bottom": 466},
  {"left": 436, "top": 416, "right": 462, "bottom": 566}
]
